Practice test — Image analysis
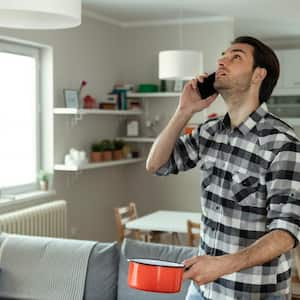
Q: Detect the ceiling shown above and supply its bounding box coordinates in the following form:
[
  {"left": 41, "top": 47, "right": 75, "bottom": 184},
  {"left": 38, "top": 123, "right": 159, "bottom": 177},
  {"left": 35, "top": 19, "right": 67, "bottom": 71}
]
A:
[{"left": 82, "top": 0, "right": 300, "bottom": 40}]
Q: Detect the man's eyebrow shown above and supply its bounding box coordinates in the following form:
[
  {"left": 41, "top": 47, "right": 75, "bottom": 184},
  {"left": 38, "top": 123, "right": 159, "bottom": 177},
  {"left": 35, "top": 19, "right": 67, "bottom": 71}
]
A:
[{"left": 221, "top": 49, "right": 247, "bottom": 56}]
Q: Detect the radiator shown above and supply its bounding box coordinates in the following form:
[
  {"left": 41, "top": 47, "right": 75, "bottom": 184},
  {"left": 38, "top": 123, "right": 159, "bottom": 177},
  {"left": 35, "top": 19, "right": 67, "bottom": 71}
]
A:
[{"left": 0, "top": 200, "right": 67, "bottom": 238}]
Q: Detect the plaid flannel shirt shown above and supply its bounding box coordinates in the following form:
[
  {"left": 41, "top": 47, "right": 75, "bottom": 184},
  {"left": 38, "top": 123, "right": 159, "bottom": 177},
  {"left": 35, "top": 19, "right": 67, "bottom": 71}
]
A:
[{"left": 156, "top": 103, "right": 300, "bottom": 300}]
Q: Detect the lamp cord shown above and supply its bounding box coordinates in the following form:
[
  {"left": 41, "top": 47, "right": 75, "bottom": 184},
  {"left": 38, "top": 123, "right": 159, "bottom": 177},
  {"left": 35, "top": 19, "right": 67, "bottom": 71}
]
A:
[{"left": 179, "top": 8, "right": 183, "bottom": 50}]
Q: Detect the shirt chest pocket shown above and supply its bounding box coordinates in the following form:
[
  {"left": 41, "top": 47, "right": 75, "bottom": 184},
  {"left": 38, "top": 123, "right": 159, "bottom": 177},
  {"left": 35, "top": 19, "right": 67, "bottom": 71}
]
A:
[{"left": 231, "top": 171, "right": 259, "bottom": 206}]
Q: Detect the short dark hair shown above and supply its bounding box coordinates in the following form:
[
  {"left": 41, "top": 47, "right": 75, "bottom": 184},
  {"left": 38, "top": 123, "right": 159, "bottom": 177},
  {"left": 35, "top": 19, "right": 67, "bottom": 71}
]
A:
[{"left": 232, "top": 36, "right": 280, "bottom": 103}]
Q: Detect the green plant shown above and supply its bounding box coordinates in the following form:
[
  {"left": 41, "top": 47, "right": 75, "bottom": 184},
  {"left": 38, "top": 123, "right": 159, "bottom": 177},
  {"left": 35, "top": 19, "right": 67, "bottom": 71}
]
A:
[
  {"left": 91, "top": 142, "right": 103, "bottom": 152},
  {"left": 113, "top": 139, "right": 125, "bottom": 150},
  {"left": 38, "top": 170, "right": 52, "bottom": 182},
  {"left": 101, "top": 139, "right": 113, "bottom": 151}
]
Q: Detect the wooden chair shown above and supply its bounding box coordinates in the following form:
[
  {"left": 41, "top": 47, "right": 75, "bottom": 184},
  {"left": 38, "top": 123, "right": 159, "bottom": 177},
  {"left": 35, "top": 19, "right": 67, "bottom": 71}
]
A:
[
  {"left": 114, "top": 202, "right": 150, "bottom": 243},
  {"left": 292, "top": 274, "right": 300, "bottom": 299},
  {"left": 292, "top": 247, "right": 300, "bottom": 299},
  {"left": 187, "top": 220, "right": 201, "bottom": 247}
]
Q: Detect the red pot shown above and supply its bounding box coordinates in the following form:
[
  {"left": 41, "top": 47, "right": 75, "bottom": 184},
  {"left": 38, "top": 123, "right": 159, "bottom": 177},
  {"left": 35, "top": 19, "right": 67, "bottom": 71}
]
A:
[{"left": 127, "top": 258, "right": 185, "bottom": 293}]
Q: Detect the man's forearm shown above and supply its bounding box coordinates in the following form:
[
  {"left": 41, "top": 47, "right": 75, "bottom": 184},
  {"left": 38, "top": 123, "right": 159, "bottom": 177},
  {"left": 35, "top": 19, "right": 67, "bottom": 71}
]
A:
[
  {"left": 226, "top": 229, "right": 295, "bottom": 275},
  {"left": 146, "top": 107, "right": 192, "bottom": 173},
  {"left": 183, "top": 230, "right": 295, "bottom": 285}
]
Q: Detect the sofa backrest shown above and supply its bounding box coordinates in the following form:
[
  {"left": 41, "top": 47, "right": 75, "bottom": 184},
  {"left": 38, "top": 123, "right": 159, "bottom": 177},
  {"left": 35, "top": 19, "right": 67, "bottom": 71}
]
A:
[
  {"left": 118, "top": 238, "right": 198, "bottom": 300},
  {"left": 0, "top": 234, "right": 119, "bottom": 300},
  {"left": 84, "top": 242, "right": 119, "bottom": 300}
]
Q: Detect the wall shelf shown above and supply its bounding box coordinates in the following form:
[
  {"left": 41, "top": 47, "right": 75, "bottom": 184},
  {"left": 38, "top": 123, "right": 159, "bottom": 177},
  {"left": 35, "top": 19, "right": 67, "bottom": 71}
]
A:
[
  {"left": 117, "top": 137, "right": 156, "bottom": 143},
  {"left": 127, "top": 92, "right": 181, "bottom": 98},
  {"left": 54, "top": 157, "right": 145, "bottom": 172},
  {"left": 53, "top": 108, "right": 143, "bottom": 116},
  {"left": 282, "top": 118, "right": 300, "bottom": 127},
  {"left": 268, "top": 104, "right": 300, "bottom": 109}
]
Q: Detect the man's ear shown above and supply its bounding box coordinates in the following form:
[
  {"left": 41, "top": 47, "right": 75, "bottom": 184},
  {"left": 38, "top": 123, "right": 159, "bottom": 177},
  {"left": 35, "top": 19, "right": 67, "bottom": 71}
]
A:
[{"left": 252, "top": 67, "right": 267, "bottom": 84}]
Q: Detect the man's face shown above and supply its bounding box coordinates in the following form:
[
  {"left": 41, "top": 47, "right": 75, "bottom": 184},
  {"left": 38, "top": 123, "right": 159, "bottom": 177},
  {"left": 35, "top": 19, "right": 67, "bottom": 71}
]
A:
[{"left": 214, "top": 43, "right": 256, "bottom": 94}]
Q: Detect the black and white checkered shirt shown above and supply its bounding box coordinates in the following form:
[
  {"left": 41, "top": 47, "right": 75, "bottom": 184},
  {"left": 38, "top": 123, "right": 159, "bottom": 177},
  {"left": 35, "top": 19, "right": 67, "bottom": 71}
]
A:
[{"left": 156, "top": 103, "right": 300, "bottom": 299}]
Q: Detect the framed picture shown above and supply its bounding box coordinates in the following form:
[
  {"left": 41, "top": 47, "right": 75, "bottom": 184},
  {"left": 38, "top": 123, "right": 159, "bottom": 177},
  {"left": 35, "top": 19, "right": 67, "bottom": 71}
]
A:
[
  {"left": 64, "top": 89, "right": 79, "bottom": 108},
  {"left": 126, "top": 119, "right": 139, "bottom": 136}
]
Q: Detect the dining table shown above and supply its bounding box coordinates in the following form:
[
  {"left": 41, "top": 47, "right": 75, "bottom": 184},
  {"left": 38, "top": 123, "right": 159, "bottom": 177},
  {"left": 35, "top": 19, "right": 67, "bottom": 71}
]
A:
[{"left": 125, "top": 210, "right": 202, "bottom": 244}]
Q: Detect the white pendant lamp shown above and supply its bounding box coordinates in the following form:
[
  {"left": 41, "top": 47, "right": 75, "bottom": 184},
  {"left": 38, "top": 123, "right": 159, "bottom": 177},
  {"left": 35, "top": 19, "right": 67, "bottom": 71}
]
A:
[
  {"left": 158, "top": 7, "right": 203, "bottom": 80},
  {"left": 159, "top": 50, "right": 203, "bottom": 80},
  {"left": 0, "top": 0, "right": 81, "bottom": 29}
]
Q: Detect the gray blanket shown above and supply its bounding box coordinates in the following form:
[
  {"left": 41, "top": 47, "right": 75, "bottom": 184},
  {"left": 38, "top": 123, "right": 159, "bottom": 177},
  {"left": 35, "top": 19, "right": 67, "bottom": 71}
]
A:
[{"left": 0, "top": 233, "right": 97, "bottom": 300}]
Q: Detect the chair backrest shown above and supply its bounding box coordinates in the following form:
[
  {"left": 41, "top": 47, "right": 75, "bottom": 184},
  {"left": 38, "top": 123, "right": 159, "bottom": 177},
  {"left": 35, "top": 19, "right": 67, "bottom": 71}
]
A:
[
  {"left": 114, "top": 202, "right": 138, "bottom": 243},
  {"left": 187, "top": 220, "right": 201, "bottom": 247},
  {"left": 291, "top": 274, "right": 300, "bottom": 299}
]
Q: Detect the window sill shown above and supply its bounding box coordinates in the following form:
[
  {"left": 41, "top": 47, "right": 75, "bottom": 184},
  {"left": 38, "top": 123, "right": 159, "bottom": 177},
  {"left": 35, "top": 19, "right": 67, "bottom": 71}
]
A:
[{"left": 0, "top": 190, "right": 56, "bottom": 210}]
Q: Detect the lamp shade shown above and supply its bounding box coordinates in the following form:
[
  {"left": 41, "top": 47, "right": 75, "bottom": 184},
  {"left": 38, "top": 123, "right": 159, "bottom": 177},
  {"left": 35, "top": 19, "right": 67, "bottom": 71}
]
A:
[
  {"left": 159, "top": 50, "right": 203, "bottom": 80},
  {"left": 0, "top": 0, "right": 81, "bottom": 29}
]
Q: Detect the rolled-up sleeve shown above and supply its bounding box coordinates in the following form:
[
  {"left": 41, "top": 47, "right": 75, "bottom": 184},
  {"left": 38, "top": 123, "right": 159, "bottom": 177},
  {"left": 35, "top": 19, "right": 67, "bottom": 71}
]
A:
[
  {"left": 266, "top": 142, "right": 300, "bottom": 246},
  {"left": 156, "top": 125, "right": 202, "bottom": 176}
]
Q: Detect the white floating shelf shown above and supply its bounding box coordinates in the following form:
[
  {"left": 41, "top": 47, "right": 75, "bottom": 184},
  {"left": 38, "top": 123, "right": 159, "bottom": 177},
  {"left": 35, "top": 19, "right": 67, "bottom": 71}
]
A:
[
  {"left": 272, "top": 88, "right": 300, "bottom": 96},
  {"left": 53, "top": 108, "right": 143, "bottom": 116},
  {"left": 268, "top": 104, "right": 300, "bottom": 109},
  {"left": 282, "top": 118, "right": 300, "bottom": 126},
  {"left": 54, "top": 157, "right": 145, "bottom": 171},
  {"left": 127, "top": 92, "right": 181, "bottom": 98},
  {"left": 117, "top": 137, "right": 156, "bottom": 143}
]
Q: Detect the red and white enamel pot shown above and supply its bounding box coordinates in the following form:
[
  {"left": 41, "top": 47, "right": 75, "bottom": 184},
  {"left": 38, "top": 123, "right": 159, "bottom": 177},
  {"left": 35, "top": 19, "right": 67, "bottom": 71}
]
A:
[{"left": 127, "top": 258, "right": 185, "bottom": 293}]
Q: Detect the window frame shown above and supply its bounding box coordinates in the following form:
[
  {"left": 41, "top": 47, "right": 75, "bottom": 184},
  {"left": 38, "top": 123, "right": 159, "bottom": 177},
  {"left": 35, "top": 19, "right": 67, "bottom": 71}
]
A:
[{"left": 0, "top": 40, "right": 41, "bottom": 197}]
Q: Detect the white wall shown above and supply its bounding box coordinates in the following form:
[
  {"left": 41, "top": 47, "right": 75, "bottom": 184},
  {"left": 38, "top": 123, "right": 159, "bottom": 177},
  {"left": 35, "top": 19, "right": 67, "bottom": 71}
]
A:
[
  {"left": 0, "top": 17, "right": 234, "bottom": 241},
  {"left": 120, "top": 21, "right": 234, "bottom": 215}
]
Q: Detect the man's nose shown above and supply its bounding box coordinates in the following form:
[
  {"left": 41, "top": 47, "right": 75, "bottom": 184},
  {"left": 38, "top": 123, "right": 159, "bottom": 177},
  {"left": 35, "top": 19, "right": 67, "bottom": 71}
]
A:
[{"left": 217, "top": 56, "right": 227, "bottom": 67}]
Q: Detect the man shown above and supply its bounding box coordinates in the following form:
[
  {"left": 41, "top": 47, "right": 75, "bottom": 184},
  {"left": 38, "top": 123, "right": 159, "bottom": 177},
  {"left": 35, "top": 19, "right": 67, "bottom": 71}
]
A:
[{"left": 146, "top": 36, "right": 300, "bottom": 299}]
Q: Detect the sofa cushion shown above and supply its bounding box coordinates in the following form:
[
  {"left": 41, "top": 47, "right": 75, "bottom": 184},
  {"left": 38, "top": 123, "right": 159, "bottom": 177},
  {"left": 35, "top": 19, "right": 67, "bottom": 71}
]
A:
[
  {"left": 84, "top": 242, "right": 119, "bottom": 300},
  {"left": 118, "top": 238, "right": 198, "bottom": 300}
]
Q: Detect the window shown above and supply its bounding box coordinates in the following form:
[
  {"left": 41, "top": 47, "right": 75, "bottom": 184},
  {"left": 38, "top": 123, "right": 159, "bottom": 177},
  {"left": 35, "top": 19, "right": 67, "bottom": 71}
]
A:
[{"left": 0, "top": 41, "right": 40, "bottom": 196}]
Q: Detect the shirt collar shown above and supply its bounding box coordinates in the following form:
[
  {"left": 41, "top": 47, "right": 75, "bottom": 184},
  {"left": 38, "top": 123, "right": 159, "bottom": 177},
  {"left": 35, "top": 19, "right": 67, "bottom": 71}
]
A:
[{"left": 218, "top": 102, "right": 268, "bottom": 135}]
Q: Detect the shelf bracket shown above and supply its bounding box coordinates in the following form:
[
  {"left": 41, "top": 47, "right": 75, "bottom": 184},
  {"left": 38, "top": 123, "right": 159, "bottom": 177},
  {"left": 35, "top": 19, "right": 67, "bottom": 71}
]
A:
[
  {"left": 65, "top": 169, "right": 83, "bottom": 186},
  {"left": 71, "top": 113, "right": 83, "bottom": 126}
]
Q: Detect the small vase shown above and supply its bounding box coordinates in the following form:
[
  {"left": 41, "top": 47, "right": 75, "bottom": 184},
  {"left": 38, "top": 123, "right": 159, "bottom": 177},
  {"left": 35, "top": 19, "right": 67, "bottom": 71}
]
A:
[
  {"left": 103, "top": 151, "right": 112, "bottom": 161},
  {"left": 90, "top": 152, "right": 103, "bottom": 162},
  {"left": 113, "top": 150, "right": 123, "bottom": 160},
  {"left": 40, "top": 180, "right": 48, "bottom": 191}
]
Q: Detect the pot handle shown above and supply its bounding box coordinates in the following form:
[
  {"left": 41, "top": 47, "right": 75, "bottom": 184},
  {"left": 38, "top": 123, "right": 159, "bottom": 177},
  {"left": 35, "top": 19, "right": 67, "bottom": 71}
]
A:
[{"left": 184, "top": 265, "right": 191, "bottom": 271}]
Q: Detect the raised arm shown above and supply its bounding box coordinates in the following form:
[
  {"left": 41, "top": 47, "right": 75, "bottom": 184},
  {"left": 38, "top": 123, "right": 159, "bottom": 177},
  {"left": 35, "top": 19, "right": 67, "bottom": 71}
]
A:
[{"left": 146, "top": 75, "right": 218, "bottom": 173}]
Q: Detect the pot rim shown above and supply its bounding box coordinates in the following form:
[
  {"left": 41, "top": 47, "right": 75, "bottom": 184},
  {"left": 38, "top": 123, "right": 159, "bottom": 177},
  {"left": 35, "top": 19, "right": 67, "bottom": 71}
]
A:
[{"left": 128, "top": 258, "right": 184, "bottom": 268}]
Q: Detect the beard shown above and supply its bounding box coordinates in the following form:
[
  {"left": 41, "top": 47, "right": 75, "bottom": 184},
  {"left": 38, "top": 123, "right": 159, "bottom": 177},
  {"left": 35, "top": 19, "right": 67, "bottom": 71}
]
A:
[
  {"left": 214, "top": 77, "right": 230, "bottom": 91},
  {"left": 214, "top": 74, "right": 252, "bottom": 97}
]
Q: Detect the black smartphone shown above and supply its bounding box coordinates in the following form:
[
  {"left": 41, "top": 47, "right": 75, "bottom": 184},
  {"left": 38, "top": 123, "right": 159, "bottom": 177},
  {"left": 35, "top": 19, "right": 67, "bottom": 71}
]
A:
[{"left": 197, "top": 72, "right": 216, "bottom": 99}]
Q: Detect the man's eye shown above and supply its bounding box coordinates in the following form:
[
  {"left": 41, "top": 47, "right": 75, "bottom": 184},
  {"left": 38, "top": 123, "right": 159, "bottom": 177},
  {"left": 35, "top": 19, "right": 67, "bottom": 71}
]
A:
[{"left": 233, "top": 54, "right": 241, "bottom": 60}]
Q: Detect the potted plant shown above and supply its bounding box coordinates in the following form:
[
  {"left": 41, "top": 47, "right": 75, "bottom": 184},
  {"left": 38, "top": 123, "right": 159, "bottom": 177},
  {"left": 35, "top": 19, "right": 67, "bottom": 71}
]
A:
[
  {"left": 38, "top": 170, "right": 52, "bottom": 191},
  {"left": 112, "top": 139, "right": 125, "bottom": 160},
  {"left": 101, "top": 139, "right": 113, "bottom": 161},
  {"left": 90, "top": 142, "right": 103, "bottom": 162}
]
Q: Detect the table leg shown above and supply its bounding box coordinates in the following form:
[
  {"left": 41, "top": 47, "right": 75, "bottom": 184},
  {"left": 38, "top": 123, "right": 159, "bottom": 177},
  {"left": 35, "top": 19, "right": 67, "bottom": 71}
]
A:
[
  {"left": 171, "top": 232, "right": 181, "bottom": 245},
  {"left": 150, "top": 231, "right": 162, "bottom": 243}
]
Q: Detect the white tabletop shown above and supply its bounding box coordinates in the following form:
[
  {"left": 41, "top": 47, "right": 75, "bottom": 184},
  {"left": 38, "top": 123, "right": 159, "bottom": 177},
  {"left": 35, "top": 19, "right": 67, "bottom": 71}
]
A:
[{"left": 125, "top": 210, "right": 202, "bottom": 233}]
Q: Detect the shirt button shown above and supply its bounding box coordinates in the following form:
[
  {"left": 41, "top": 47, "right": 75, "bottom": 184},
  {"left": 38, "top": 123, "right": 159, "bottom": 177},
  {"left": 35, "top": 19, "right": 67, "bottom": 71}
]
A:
[{"left": 216, "top": 205, "right": 220, "bottom": 210}]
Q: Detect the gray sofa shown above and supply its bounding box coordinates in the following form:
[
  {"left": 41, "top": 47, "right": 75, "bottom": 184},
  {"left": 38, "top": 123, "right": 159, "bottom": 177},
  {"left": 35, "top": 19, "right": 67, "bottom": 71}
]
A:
[{"left": 0, "top": 237, "right": 197, "bottom": 300}]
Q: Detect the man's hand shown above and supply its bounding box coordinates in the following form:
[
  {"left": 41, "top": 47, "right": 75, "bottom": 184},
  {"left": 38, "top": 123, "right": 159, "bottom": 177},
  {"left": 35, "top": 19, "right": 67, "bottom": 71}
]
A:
[
  {"left": 179, "top": 74, "right": 218, "bottom": 116},
  {"left": 182, "top": 254, "right": 233, "bottom": 285}
]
